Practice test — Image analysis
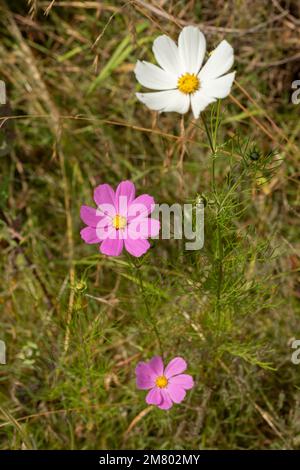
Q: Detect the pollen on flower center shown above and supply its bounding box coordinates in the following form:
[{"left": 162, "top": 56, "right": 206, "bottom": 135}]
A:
[
  {"left": 113, "top": 214, "right": 127, "bottom": 230},
  {"left": 155, "top": 375, "right": 168, "bottom": 388},
  {"left": 177, "top": 73, "right": 200, "bottom": 94}
]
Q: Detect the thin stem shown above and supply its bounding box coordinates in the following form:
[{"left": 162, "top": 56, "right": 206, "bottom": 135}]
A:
[
  {"left": 201, "top": 113, "right": 217, "bottom": 195},
  {"left": 127, "top": 254, "right": 164, "bottom": 358},
  {"left": 211, "top": 154, "right": 217, "bottom": 195},
  {"left": 201, "top": 109, "right": 223, "bottom": 331},
  {"left": 215, "top": 223, "right": 223, "bottom": 330},
  {"left": 201, "top": 113, "right": 215, "bottom": 153},
  {"left": 75, "top": 296, "right": 97, "bottom": 423}
]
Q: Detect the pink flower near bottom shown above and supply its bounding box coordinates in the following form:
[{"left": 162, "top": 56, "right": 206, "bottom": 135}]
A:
[
  {"left": 80, "top": 180, "right": 160, "bottom": 257},
  {"left": 136, "top": 356, "right": 194, "bottom": 410}
]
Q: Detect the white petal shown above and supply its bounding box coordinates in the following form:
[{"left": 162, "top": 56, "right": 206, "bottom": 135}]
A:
[
  {"left": 152, "top": 34, "right": 183, "bottom": 75},
  {"left": 201, "top": 71, "right": 236, "bottom": 98},
  {"left": 190, "top": 90, "right": 216, "bottom": 118},
  {"left": 136, "top": 90, "right": 190, "bottom": 114},
  {"left": 199, "top": 40, "right": 234, "bottom": 80},
  {"left": 178, "top": 26, "right": 206, "bottom": 74},
  {"left": 134, "top": 60, "right": 177, "bottom": 90}
]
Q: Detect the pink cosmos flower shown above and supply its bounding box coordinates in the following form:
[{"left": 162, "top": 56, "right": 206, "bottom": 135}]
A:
[
  {"left": 136, "top": 356, "right": 194, "bottom": 410},
  {"left": 80, "top": 180, "right": 160, "bottom": 257}
]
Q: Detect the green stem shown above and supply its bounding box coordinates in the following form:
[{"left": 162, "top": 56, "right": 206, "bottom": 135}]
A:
[
  {"left": 202, "top": 111, "right": 223, "bottom": 331},
  {"left": 215, "top": 222, "right": 223, "bottom": 330},
  {"left": 127, "top": 254, "right": 164, "bottom": 358},
  {"left": 201, "top": 113, "right": 217, "bottom": 195},
  {"left": 212, "top": 154, "right": 217, "bottom": 195}
]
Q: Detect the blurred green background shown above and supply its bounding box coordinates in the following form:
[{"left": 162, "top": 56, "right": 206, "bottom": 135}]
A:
[{"left": 0, "top": 0, "right": 300, "bottom": 449}]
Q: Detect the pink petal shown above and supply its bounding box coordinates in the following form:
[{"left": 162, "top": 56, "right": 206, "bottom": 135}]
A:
[
  {"left": 116, "top": 180, "right": 135, "bottom": 202},
  {"left": 136, "top": 375, "right": 155, "bottom": 390},
  {"left": 80, "top": 227, "right": 100, "bottom": 244},
  {"left": 166, "top": 384, "right": 186, "bottom": 404},
  {"left": 95, "top": 216, "right": 113, "bottom": 228},
  {"left": 127, "top": 217, "right": 160, "bottom": 239},
  {"left": 164, "top": 357, "right": 187, "bottom": 378},
  {"left": 80, "top": 205, "right": 103, "bottom": 227},
  {"left": 127, "top": 195, "right": 155, "bottom": 221},
  {"left": 158, "top": 390, "right": 173, "bottom": 410},
  {"left": 95, "top": 223, "right": 116, "bottom": 241},
  {"left": 124, "top": 237, "right": 150, "bottom": 257},
  {"left": 168, "top": 374, "right": 194, "bottom": 390},
  {"left": 146, "top": 388, "right": 163, "bottom": 406},
  {"left": 94, "top": 184, "right": 116, "bottom": 217},
  {"left": 136, "top": 362, "right": 156, "bottom": 390},
  {"left": 96, "top": 204, "right": 116, "bottom": 218},
  {"left": 116, "top": 181, "right": 135, "bottom": 216},
  {"left": 100, "top": 237, "right": 124, "bottom": 256},
  {"left": 148, "top": 356, "right": 164, "bottom": 376}
]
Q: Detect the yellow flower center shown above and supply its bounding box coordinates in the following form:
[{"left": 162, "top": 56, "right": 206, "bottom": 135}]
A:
[
  {"left": 155, "top": 375, "right": 168, "bottom": 388},
  {"left": 177, "top": 73, "right": 200, "bottom": 94},
  {"left": 113, "top": 214, "right": 127, "bottom": 230}
]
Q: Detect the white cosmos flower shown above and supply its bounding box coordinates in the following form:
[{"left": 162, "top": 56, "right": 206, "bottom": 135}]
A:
[{"left": 134, "top": 26, "right": 235, "bottom": 119}]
